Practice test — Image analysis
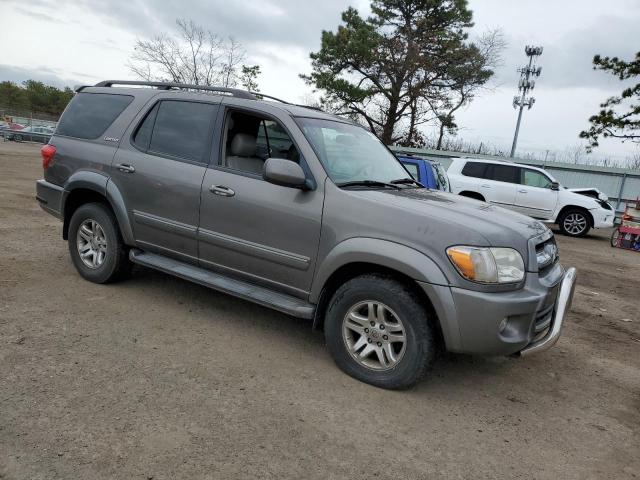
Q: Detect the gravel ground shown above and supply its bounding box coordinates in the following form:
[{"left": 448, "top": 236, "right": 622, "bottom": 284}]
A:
[{"left": 1, "top": 142, "right": 639, "bottom": 480}]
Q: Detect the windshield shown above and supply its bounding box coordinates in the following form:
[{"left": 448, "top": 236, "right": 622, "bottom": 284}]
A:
[
  {"left": 433, "top": 162, "right": 450, "bottom": 192},
  {"left": 297, "top": 118, "right": 410, "bottom": 185}
]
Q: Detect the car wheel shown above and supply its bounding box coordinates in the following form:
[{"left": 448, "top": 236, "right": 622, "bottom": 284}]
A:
[
  {"left": 68, "top": 202, "right": 131, "bottom": 283},
  {"left": 558, "top": 209, "right": 590, "bottom": 237},
  {"left": 324, "top": 274, "right": 436, "bottom": 389},
  {"left": 14, "top": 134, "right": 22, "bottom": 142}
]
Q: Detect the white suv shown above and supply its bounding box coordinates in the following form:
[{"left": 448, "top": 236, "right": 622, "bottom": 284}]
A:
[{"left": 448, "top": 158, "right": 615, "bottom": 237}]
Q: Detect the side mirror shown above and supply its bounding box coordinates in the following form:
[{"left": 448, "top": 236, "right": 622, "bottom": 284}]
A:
[
  {"left": 263, "top": 158, "right": 308, "bottom": 189},
  {"left": 550, "top": 182, "right": 560, "bottom": 191}
]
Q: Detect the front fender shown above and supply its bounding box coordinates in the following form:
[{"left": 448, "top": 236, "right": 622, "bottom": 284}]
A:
[{"left": 309, "top": 237, "right": 449, "bottom": 303}]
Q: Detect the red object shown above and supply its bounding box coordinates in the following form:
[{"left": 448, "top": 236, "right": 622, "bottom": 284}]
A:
[
  {"left": 41, "top": 144, "right": 56, "bottom": 169},
  {"left": 611, "top": 198, "right": 640, "bottom": 252},
  {"left": 9, "top": 122, "right": 25, "bottom": 130}
]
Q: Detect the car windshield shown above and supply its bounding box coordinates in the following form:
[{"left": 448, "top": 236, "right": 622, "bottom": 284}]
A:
[
  {"left": 433, "top": 162, "right": 450, "bottom": 191},
  {"left": 297, "top": 118, "right": 410, "bottom": 185}
]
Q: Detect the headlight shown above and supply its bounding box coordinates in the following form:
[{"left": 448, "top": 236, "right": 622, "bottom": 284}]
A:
[{"left": 446, "top": 246, "right": 525, "bottom": 284}]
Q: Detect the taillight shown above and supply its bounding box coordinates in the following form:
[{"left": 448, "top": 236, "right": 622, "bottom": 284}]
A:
[{"left": 41, "top": 144, "right": 56, "bottom": 169}]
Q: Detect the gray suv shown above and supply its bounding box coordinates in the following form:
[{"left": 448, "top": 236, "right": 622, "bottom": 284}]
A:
[{"left": 36, "top": 81, "right": 576, "bottom": 389}]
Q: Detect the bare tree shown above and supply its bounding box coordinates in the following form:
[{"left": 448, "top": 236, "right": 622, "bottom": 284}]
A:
[{"left": 128, "top": 19, "right": 259, "bottom": 89}]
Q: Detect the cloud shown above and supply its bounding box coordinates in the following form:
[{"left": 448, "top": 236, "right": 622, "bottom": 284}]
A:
[
  {"left": 0, "top": 64, "right": 80, "bottom": 88},
  {"left": 20, "top": 0, "right": 361, "bottom": 52},
  {"left": 493, "top": 13, "right": 640, "bottom": 91}
]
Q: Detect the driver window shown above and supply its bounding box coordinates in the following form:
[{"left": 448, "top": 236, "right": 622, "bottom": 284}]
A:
[
  {"left": 224, "top": 111, "right": 300, "bottom": 175},
  {"left": 522, "top": 169, "right": 552, "bottom": 188}
]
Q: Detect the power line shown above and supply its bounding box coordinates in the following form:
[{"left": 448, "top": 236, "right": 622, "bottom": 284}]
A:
[{"left": 510, "top": 45, "right": 543, "bottom": 157}]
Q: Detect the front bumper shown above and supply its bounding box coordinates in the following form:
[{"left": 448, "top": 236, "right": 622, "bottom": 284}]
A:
[
  {"left": 591, "top": 208, "right": 615, "bottom": 228},
  {"left": 418, "top": 264, "right": 577, "bottom": 356},
  {"left": 520, "top": 267, "right": 577, "bottom": 356}
]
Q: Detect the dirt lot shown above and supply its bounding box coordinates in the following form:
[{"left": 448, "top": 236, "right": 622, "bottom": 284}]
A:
[{"left": 1, "top": 141, "right": 639, "bottom": 479}]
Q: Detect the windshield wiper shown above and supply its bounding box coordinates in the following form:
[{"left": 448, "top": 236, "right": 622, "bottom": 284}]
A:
[
  {"left": 336, "top": 180, "right": 401, "bottom": 190},
  {"left": 390, "top": 177, "right": 424, "bottom": 187}
]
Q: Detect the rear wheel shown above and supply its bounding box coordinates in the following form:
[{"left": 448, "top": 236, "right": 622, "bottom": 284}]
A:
[
  {"left": 68, "top": 202, "right": 131, "bottom": 283},
  {"left": 324, "top": 274, "right": 436, "bottom": 389},
  {"left": 459, "top": 191, "right": 485, "bottom": 202},
  {"left": 558, "top": 209, "right": 591, "bottom": 237}
]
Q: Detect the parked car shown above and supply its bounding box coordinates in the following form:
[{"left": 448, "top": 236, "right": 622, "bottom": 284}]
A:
[
  {"left": 5, "top": 125, "right": 55, "bottom": 142},
  {"left": 37, "top": 80, "right": 576, "bottom": 389},
  {"left": 396, "top": 154, "right": 451, "bottom": 191},
  {"left": 448, "top": 157, "right": 615, "bottom": 237}
]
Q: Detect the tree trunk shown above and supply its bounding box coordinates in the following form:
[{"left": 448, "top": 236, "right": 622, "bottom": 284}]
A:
[
  {"left": 436, "top": 121, "right": 446, "bottom": 150},
  {"left": 381, "top": 95, "right": 400, "bottom": 144}
]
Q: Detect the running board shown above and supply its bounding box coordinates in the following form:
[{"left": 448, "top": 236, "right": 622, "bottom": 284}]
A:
[{"left": 129, "top": 250, "right": 315, "bottom": 319}]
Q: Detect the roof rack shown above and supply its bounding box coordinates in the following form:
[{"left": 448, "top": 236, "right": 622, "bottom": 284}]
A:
[
  {"left": 83, "top": 80, "right": 326, "bottom": 113},
  {"left": 92, "top": 80, "right": 256, "bottom": 100}
]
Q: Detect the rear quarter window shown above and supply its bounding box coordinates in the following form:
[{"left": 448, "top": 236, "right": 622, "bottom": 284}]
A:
[
  {"left": 461, "top": 162, "right": 487, "bottom": 178},
  {"left": 56, "top": 93, "right": 133, "bottom": 139}
]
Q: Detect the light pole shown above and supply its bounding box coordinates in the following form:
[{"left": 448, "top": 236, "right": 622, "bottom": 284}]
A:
[{"left": 510, "top": 45, "right": 543, "bottom": 157}]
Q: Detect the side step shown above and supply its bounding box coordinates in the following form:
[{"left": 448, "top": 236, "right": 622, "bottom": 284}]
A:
[{"left": 129, "top": 250, "right": 315, "bottom": 319}]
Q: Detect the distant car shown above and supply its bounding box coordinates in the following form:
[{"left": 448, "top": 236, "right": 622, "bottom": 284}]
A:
[
  {"left": 448, "top": 157, "right": 615, "bottom": 237},
  {"left": 4, "top": 125, "right": 54, "bottom": 142},
  {"left": 396, "top": 154, "right": 451, "bottom": 192}
]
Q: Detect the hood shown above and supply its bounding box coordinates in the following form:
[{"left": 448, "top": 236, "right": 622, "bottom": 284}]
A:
[
  {"left": 333, "top": 187, "right": 549, "bottom": 269},
  {"left": 568, "top": 187, "right": 608, "bottom": 202},
  {"left": 374, "top": 188, "right": 548, "bottom": 241}
]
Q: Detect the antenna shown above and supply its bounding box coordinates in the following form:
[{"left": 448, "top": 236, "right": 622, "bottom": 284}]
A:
[{"left": 510, "top": 45, "right": 543, "bottom": 157}]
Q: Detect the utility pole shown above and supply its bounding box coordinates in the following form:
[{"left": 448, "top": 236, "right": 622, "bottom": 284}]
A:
[{"left": 510, "top": 45, "right": 543, "bottom": 157}]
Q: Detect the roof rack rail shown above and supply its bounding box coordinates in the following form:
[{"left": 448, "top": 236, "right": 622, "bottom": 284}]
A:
[
  {"left": 248, "top": 92, "right": 290, "bottom": 104},
  {"left": 93, "top": 80, "right": 256, "bottom": 100},
  {"left": 248, "top": 92, "right": 325, "bottom": 112}
]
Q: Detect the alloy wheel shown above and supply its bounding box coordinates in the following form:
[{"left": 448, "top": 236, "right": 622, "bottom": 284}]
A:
[
  {"left": 342, "top": 301, "right": 407, "bottom": 371},
  {"left": 76, "top": 219, "right": 108, "bottom": 268},
  {"left": 563, "top": 213, "right": 588, "bottom": 236}
]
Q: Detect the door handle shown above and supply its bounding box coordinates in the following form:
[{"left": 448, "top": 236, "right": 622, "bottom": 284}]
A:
[
  {"left": 209, "top": 185, "right": 235, "bottom": 197},
  {"left": 518, "top": 189, "right": 528, "bottom": 193},
  {"left": 115, "top": 163, "right": 135, "bottom": 173},
  {"left": 481, "top": 184, "right": 491, "bottom": 188}
]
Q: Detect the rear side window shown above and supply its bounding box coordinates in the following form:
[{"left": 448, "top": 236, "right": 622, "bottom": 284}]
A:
[
  {"left": 134, "top": 100, "right": 216, "bottom": 163},
  {"left": 132, "top": 103, "right": 158, "bottom": 151},
  {"left": 487, "top": 164, "right": 520, "bottom": 183},
  {"left": 57, "top": 93, "right": 133, "bottom": 139},
  {"left": 461, "top": 162, "right": 487, "bottom": 178}
]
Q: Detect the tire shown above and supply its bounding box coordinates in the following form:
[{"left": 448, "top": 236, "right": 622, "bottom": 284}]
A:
[
  {"left": 610, "top": 229, "right": 621, "bottom": 247},
  {"left": 68, "top": 202, "right": 131, "bottom": 283},
  {"left": 558, "top": 208, "right": 591, "bottom": 237},
  {"left": 324, "top": 274, "right": 436, "bottom": 389},
  {"left": 14, "top": 134, "right": 22, "bottom": 142}
]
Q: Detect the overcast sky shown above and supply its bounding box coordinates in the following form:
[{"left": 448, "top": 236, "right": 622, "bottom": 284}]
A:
[{"left": 1, "top": 0, "right": 638, "bottom": 161}]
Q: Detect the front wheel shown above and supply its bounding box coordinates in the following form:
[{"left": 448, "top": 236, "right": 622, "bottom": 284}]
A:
[
  {"left": 324, "top": 274, "right": 436, "bottom": 389},
  {"left": 558, "top": 209, "right": 591, "bottom": 237}
]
